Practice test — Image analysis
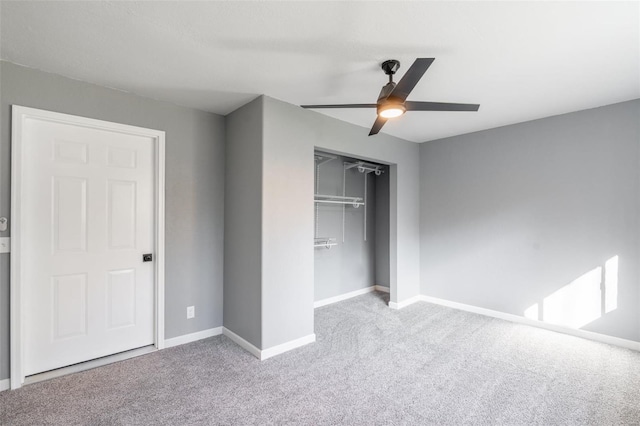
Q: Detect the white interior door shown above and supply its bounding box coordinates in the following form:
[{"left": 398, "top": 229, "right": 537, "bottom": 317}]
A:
[{"left": 20, "top": 113, "right": 157, "bottom": 376}]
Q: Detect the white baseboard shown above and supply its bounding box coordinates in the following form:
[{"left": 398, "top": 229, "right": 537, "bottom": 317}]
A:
[
  {"left": 222, "top": 327, "right": 262, "bottom": 359},
  {"left": 261, "top": 334, "right": 316, "bottom": 360},
  {"left": 375, "top": 285, "right": 390, "bottom": 293},
  {"left": 314, "top": 286, "right": 376, "bottom": 308},
  {"left": 389, "top": 294, "right": 422, "bottom": 310},
  {"left": 0, "top": 379, "right": 9, "bottom": 392},
  {"left": 420, "top": 295, "right": 640, "bottom": 352},
  {"left": 164, "top": 327, "right": 223, "bottom": 348},
  {"left": 223, "top": 327, "right": 316, "bottom": 361}
]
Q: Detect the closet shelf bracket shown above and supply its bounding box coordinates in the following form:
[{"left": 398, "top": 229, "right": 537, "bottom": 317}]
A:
[{"left": 314, "top": 152, "right": 337, "bottom": 167}]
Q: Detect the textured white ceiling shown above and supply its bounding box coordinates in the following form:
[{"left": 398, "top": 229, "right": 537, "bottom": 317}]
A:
[{"left": 1, "top": 1, "right": 638, "bottom": 142}]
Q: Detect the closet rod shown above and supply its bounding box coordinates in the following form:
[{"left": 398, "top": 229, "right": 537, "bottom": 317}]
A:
[
  {"left": 314, "top": 194, "right": 364, "bottom": 207},
  {"left": 314, "top": 199, "right": 364, "bottom": 207},
  {"left": 314, "top": 237, "right": 337, "bottom": 249},
  {"left": 344, "top": 161, "right": 385, "bottom": 175}
]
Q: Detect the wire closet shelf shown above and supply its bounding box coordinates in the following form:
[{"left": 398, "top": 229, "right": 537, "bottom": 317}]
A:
[{"left": 314, "top": 152, "right": 385, "bottom": 249}]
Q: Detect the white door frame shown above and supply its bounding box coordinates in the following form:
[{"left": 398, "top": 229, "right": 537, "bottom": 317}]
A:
[{"left": 10, "top": 106, "right": 166, "bottom": 389}]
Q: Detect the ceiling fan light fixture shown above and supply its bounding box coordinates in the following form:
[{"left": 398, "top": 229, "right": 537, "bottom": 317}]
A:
[{"left": 378, "top": 103, "right": 406, "bottom": 118}]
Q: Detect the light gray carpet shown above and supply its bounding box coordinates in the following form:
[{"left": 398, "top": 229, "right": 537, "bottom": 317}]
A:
[{"left": 2, "top": 291, "right": 640, "bottom": 425}]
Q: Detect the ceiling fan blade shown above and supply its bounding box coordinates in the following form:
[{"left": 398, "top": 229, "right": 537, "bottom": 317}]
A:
[
  {"left": 301, "top": 104, "right": 377, "bottom": 109},
  {"left": 369, "top": 116, "right": 388, "bottom": 136},
  {"left": 405, "top": 101, "right": 480, "bottom": 112},
  {"left": 388, "top": 58, "right": 434, "bottom": 102}
]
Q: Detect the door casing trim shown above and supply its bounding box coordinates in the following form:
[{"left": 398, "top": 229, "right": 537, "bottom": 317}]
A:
[{"left": 10, "top": 105, "right": 166, "bottom": 389}]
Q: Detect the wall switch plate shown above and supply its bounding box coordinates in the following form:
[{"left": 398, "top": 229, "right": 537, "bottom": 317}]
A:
[
  {"left": 0, "top": 237, "right": 10, "bottom": 253},
  {"left": 187, "top": 306, "right": 195, "bottom": 319}
]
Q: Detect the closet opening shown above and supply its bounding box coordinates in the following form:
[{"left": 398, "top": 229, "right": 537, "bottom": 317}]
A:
[{"left": 313, "top": 150, "right": 390, "bottom": 308}]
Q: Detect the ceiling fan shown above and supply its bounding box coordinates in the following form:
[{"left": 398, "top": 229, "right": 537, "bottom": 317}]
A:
[{"left": 301, "top": 58, "right": 480, "bottom": 136}]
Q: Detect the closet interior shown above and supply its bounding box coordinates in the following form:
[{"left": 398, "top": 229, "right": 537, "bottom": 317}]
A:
[{"left": 314, "top": 150, "right": 390, "bottom": 304}]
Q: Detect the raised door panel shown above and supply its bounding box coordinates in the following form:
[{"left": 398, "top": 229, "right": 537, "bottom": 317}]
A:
[
  {"left": 108, "top": 180, "right": 137, "bottom": 250},
  {"left": 52, "top": 273, "right": 88, "bottom": 340},
  {"left": 52, "top": 177, "right": 88, "bottom": 253},
  {"left": 107, "top": 269, "right": 137, "bottom": 329}
]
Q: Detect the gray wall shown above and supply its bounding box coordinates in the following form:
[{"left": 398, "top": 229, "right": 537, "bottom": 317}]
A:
[
  {"left": 314, "top": 153, "right": 381, "bottom": 301},
  {"left": 261, "top": 96, "right": 420, "bottom": 348},
  {"left": 420, "top": 99, "right": 640, "bottom": 342},
  {"left": 223, "top": 98, "right": 263, "bottom": 348},
  {"left": 0, "top": 61, "right": 226, "bottom": 379},
  {"left": 375, "top": 170, "right": 390, "bottom": 288},
  {"left": 261, "top": 98, "right": 316, "bottom": 348}
]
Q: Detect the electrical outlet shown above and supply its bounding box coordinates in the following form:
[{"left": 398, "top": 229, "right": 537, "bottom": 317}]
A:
[{"left": 187, "top": 306, "right": 195, "bottom": 319}]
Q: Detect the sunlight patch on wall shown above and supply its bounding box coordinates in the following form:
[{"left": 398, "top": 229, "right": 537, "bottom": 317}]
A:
[
  {"left": 524, "top": 303, "right": 539, "bottom": 321},
  {"left": 543, "top": 267, "right": 602, "bottom": 329},
  {"left": 523, "top": 256, "right": 619, "bottom": 329}
]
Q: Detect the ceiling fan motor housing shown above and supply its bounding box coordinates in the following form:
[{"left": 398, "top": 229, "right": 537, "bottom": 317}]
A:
[{"left": 378, "top": 82, "right": 397, "bottom": 101}]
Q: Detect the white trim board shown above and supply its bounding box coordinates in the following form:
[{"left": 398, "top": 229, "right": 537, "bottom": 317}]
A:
[
  {"left": 222, "top": 327, "right": 261, "bottom": 359},
  {"left": 0, "top": 379, "right": 9, "bottom": 392},
  {"left": 314, "top": 286, "right": 374, "bottom": 308},
  {"left": 389, "top": 295, "right": 422, "bottom": 310},
  {"left": 261, "top": 334, "right": 316, "bottom": 360},
  {"left": 420, "top": 295, "right": 640, "bottom": 352},
  {"left": 164, "top": 327, "right": 223, "bottom": 348},
  {"left": 10, "top": 106, "right": 166, "bottom": 390},
  {"left": 222, "top": 328, "right": 316, "bottom": 361},
  {"left": 314, "top": 285, "right": 390, "bottom": 308}
]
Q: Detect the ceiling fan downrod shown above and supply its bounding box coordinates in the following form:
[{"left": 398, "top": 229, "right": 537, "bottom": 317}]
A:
[{"left": 381, "top": 59, "right": 400, "bottom": 84}]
